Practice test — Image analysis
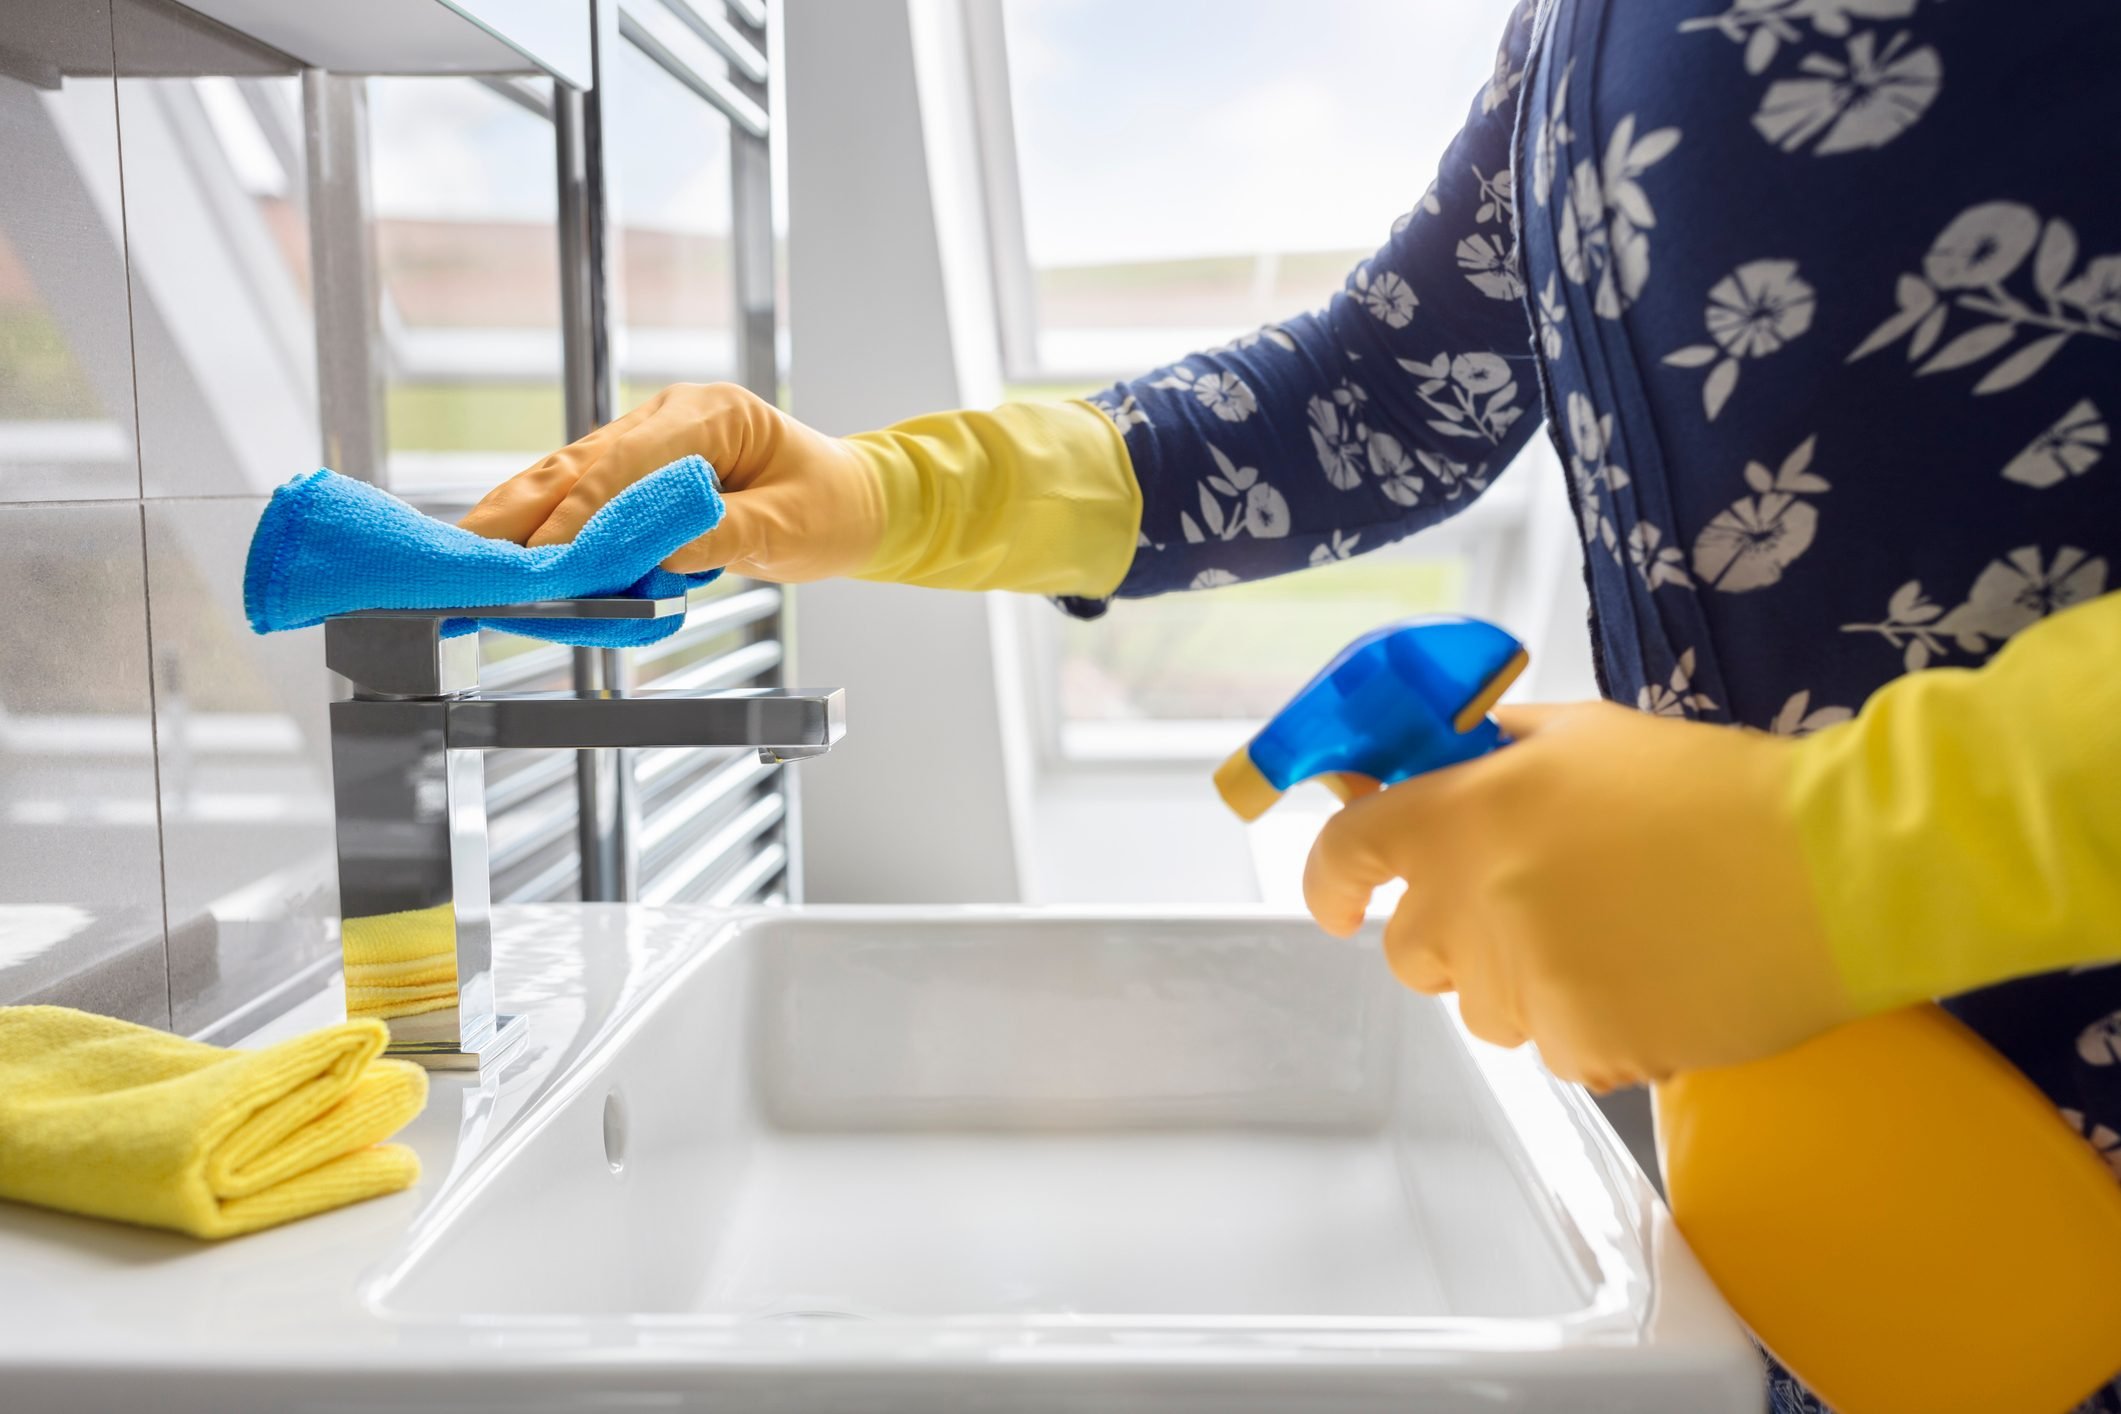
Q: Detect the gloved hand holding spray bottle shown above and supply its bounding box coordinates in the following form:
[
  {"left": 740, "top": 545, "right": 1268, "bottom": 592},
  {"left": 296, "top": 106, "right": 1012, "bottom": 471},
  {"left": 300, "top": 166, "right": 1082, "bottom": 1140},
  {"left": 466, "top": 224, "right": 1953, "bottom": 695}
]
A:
[{"left": 1217, "top": 616, "right": 2121, "bottom": 1414}]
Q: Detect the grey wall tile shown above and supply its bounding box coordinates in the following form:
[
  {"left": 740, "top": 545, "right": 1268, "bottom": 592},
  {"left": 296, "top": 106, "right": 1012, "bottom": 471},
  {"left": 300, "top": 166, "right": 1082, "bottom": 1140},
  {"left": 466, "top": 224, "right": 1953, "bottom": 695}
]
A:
[
  {"left": 0, "top": 0, "right": 141, "bottom": 503},
  {"left": 112, "top": 0, "right": 318, "bottom": 500},
  {"left": 144, "top": 497, "right": 339, "bottom": 1035},
  {"left": 0, "top": 501, "right": 169, "bottom": 1026}
]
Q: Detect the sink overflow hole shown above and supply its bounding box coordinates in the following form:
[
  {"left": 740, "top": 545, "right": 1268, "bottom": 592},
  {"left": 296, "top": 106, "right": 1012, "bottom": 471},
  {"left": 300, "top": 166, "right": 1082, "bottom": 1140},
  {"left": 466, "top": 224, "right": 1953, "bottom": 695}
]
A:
[{"left": 601, "top": 1089, "right": 628, "bottom": 1173}]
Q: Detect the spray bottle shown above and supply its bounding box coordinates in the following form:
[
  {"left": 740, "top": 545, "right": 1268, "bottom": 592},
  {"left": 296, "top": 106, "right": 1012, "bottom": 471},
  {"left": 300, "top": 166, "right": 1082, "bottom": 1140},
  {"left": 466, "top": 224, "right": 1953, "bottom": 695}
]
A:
[{"left": 1217, "top": 616, "right": 2121, "bottom": 1414}]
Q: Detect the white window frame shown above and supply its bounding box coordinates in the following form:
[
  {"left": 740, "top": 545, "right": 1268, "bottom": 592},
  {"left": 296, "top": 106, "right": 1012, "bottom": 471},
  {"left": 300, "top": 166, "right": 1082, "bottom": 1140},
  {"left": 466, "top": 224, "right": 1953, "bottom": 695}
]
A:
[{"left": 960, "top": 0, "right": 1042, "bottom": 386}]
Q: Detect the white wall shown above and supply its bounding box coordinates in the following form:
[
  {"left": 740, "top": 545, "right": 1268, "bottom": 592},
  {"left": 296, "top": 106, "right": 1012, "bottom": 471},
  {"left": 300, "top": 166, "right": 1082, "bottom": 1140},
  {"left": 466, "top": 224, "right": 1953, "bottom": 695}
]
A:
[{"left": 782, "top": 0, "right": 1034, "bottom": 903}]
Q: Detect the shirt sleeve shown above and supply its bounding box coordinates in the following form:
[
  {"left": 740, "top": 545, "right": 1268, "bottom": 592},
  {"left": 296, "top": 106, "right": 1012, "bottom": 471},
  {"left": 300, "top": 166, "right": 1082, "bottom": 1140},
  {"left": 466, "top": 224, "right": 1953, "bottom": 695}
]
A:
[
  {"left": 1789, "top": 587, "right": 2121, "bottom": 1014},
  {"left": 1075, "top": 0, "right": 1543, "bottom": 607}
]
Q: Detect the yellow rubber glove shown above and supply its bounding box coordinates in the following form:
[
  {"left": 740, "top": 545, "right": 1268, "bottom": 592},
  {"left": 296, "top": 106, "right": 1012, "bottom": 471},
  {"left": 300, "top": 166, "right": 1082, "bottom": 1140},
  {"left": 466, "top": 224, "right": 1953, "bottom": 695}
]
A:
[
  {"left": 1303, "top": 589, "right": 2121, "bottom": 1090},
  {"left": 458, "top": 382, "right": 1141, "bottom": 597},
  {"left": 1304, "top": 699, "right": 1849, "bottom": 1090}
]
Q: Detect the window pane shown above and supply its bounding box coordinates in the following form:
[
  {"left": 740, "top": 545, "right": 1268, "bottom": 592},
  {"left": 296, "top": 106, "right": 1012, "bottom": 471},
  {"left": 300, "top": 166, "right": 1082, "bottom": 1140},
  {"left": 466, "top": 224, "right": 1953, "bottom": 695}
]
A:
[
  {"left": 1058, "top": 543, "right": 1468, "bottom": 724},
  {"left": 1001, "top": 0, "right": 1519, "bottom": 376}
]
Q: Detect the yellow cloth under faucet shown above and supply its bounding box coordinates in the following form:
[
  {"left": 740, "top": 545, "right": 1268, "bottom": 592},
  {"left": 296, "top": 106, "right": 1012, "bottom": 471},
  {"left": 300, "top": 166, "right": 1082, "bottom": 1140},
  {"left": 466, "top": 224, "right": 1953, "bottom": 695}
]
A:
[
  {"left": 0, "top": 1006, "right": 426, "bottom": 1239},
  {"left": 341, "top": 904, "right": 460, "bottom": 1021}
]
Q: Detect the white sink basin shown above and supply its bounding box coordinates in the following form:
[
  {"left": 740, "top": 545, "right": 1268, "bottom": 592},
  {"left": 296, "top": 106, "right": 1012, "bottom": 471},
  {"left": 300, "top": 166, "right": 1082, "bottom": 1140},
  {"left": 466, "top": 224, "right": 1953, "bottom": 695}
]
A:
[
  {"left": 0, "top": 907, "right": 1761, "bottom": 1412},
  {"left": 378, "top": 909, "right": 1758, "bottom": 1408}
]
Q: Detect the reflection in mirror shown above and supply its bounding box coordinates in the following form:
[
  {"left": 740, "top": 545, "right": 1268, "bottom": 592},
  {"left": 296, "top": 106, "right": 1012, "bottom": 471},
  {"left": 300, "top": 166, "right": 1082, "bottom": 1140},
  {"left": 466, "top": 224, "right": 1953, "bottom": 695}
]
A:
[
  {"left": 98, "top": 0, "right": 340, "bottom": 1034},
  {"left": 0, "top": 0, "right": 136, "bottom": 502},
  {"left": 112, "top": 0, "right": 315, "bottom": 499},
  {"left": 605, "top": 32, "right": 737, "bottom": 408},
  {"left": 0, "top": 501, "right": 166, "bottom": 1023},
  {"left": 367, "top": 75, "right": 564, "bottom": 503}
]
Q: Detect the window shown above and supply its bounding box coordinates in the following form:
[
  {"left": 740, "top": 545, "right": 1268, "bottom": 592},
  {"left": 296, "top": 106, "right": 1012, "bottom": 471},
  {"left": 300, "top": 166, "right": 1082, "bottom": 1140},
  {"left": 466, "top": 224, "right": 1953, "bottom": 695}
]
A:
[
  {"left": 983, "top": 0, "right": 1538, "bottom": 756},
  {"left": 996, "top": 0, "right": 1522, "bottom": 381}
]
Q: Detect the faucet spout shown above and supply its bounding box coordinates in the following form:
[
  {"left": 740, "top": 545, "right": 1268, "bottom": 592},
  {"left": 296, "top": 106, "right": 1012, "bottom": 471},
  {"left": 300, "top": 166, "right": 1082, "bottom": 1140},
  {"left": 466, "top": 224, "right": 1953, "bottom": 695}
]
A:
[{"left": 323, "top": 594, "right": 844, "bottom": 1073}]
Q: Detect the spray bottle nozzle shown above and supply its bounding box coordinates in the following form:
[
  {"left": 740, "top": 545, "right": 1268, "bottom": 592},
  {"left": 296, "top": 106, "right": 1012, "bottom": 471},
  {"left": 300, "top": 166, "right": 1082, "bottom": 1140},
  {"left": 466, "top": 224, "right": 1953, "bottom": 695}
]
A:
[{"left": 1214, "top": 615, "right": 1528, "bottom": 821}]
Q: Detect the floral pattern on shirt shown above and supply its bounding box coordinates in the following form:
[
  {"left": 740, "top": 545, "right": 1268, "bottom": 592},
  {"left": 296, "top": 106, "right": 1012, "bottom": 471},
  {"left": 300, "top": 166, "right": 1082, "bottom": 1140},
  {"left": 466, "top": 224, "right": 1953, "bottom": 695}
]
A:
[
  {"left": 1663, "top": 260, "right": 1818, "bottom": 420},
  {"left": 1680, "top": 1, "right": 1943, "bottom": 155}
]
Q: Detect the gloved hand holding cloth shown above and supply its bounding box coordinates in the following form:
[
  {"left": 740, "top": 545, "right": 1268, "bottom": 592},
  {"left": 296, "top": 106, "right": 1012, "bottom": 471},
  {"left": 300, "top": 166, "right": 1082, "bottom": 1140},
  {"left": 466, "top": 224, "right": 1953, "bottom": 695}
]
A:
[{"left": 459, "top": 382, "right": 1142, "bottom": 597}]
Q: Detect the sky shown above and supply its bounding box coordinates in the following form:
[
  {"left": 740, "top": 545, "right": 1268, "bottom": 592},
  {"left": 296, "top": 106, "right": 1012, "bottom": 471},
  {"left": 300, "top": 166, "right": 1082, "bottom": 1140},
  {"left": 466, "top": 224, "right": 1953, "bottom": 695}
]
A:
[
  {"left": 1003, "top": 0, "right": 1518, "bottom": 267},
  {"left": 357, "top": 0, "right": 1517, "bottom": 268}
]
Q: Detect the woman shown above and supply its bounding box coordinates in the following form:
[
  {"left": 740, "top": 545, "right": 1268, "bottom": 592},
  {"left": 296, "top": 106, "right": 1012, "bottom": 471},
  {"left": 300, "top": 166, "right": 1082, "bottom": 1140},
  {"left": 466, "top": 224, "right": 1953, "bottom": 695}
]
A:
[{"left": 465, "top": 3, "right": 2121, "bottom": 1405}]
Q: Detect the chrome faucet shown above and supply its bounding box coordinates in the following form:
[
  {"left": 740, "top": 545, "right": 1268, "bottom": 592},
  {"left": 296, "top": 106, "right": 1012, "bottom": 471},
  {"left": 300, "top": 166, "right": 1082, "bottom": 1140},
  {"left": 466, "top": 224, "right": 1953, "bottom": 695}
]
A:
[{"left": 324, "top": 591, "right": 844, "bottom": 1073}]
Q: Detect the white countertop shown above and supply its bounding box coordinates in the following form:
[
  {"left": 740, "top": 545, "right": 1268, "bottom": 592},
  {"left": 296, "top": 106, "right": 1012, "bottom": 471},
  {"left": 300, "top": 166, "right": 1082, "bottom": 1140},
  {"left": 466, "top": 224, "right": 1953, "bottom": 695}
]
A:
[
  {"left": 0, "top": 906, "right": 720, "bottom": 1372},
  {"left": 0, "top": 904, "right": 1761, "bottom": 1414}
]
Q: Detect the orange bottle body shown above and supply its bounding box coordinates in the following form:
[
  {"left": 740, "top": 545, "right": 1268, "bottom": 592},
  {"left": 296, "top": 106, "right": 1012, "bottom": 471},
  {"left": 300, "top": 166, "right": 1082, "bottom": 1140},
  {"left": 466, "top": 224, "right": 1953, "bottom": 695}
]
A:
[{"left": 1656, "top": 1003, "right": 2121, "bottom": 1414}]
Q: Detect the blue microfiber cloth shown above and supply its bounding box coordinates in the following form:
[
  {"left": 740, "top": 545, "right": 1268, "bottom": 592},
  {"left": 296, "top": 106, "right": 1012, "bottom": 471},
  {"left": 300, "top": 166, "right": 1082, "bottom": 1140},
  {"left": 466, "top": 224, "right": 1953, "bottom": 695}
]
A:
[{"left": 243, "top": 458, "right": 724, "bottom": 647}]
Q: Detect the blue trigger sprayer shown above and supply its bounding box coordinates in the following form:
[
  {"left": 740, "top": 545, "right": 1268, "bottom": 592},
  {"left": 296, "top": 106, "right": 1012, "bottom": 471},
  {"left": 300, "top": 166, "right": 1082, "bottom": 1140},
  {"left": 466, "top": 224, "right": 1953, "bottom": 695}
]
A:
[{"left": 1212, "top": 615, "right": 1528, "bottom": 820}]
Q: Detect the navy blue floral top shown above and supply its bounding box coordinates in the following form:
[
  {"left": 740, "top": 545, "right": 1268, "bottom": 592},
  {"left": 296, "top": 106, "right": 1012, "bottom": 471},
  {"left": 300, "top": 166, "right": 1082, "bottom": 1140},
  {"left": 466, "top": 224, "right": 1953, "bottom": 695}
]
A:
[{"left": 1080, "top": 3, "right": 2121, "bottom": 1405}]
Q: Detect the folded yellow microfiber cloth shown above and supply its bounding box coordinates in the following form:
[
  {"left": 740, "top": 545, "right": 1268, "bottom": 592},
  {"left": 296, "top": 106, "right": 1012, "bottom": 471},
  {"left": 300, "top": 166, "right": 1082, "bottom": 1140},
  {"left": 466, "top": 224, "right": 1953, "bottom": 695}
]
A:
[{"left": 0, "top": 1006, "right": 427, "bottom": 1240}]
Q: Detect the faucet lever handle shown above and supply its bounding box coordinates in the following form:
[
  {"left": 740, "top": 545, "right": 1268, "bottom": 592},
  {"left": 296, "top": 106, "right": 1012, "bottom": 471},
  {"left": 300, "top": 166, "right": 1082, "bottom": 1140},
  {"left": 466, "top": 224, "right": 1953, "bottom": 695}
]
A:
[
  {"left": 325, "top": 590, "right": 710, "bottom": 698},
  {"left": 331, "top": 591, "right": 698, "bottom": 622}
]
